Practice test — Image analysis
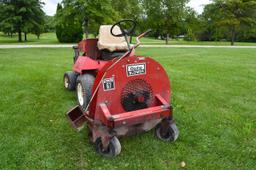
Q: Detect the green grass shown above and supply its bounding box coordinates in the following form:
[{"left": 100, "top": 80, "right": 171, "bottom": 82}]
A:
[
  {"left": 0, "top": 32, "right": 59, "bottom": 44},
  {"left": 134, "top": 37, "right": 256, "bottom": 46},
  {"left": 1, "top": 32, "right": 256, "bottom": 46},
  {"left": 0, "top": 48, "right": 256, "bottom": 169}
]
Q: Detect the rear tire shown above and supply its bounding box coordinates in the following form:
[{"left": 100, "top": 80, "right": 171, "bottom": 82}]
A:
[
  {"left": 64, "top": 71, "right": 77, "bottom": 91},
  {"left": 95, "top": 136, "right": 121, "bottom": 157},
  {"left": 76, "top": 74, "right": 95, "bottom": 111}
]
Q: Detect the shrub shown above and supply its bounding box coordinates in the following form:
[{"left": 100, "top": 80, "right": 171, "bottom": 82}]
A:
[{"left": 56, "top": 21, "right": 83, "bottom": 43}]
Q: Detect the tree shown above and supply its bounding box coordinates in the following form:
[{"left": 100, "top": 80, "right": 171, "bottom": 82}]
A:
[
  {"left": 183, "top": 8, "right": 201, "bottom": 41},
  {"left": 55, "top": 3, "right": 63, "bottom": 42},
  {"left": 0, "top": 0, "right": 45, "bottom": 42},
  {"left": 215, "top": 0, "right": 256, "bottom": 45},
  {"left": 143, "top": 0, "right": 188, "bottom": 44},
  {"left": 76, "top": 0, "right": 119, "bottom": 38},
  {"left": 112, "top": 0, "right": 141, "bottom": 20},
  {"left": 55, "top": 2, "right": 83, "bottom": 43},
  {"left": 55, "top": 0, "right": 120, "bottom": 40},
  {"left": 198, "top": 3, "right": 226, "bottom": 41},
  {"left": 44, "top": 16, "right": 55, "bottom": 32}
]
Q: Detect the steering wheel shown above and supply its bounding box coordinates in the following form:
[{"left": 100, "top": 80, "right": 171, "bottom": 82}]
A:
[{"left": 110, "top": 19, "right": 136, "bottom": 37}]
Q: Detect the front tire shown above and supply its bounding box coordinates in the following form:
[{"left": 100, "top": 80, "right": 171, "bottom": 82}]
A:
[
  {"left": 76, "top": 74, "right": 95, "bottom": 111},
  {"left": 64, "top": 71, "right": 77, "bottom": 91}
]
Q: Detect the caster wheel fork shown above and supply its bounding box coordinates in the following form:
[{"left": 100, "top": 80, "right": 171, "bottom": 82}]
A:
[{"left": 95, "top": 136, "right": 121, "bottom": 157}]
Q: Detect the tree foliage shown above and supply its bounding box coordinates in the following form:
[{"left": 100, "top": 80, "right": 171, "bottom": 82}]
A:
[
  {"left": 1, "top": 0, "right": 256, "bottom": 44},
  {"left": 44, "top": 16, "right": 55, "bottom": 33},
  {"left": 199, "top": 0, "right": 256, "bottom": 44},
  {"left": 143, "top": 0, "right": 189, "bottom": 44},
  {"left": 0, "top": 0, "right": 45, "bottom": 42},
  {"left": 183, "top": 8, "right": 201, "bottom": 41},
  {"left": 55, "top": 2, "right": 83, "bottom": 43},
  {"left": 216, "top": 0, "right": 256, "bottom": 45}
]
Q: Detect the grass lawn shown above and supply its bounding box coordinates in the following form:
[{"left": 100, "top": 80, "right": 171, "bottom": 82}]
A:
[
  {"left": 133, "top": 37, "right": 256, "bottom": 46},
  {"left": 0, "top": 47, "right": 255, "bottom": 169},
  {"left": 1, "top": 32, "right": 256, "bottom": 46},
  {"left": 0, "top": 32, "right": 61, "bottom": 44}
]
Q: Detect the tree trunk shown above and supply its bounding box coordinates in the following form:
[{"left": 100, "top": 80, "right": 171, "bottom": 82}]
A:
[
  {"left": 84, "top": 20, "right": 89, "bottom": 39},
  {"left": 231, "top": 26, "right": 236, "bottom": 46},
  {"left": 165, "top": 33, "right": 170, "bottom": 45},
  {"left": 85, "top": 30, "right": 89, "bottom": 39},
  {"left": 37, "top": 35, "right": 40, "bottom": 39},
  {"left": 24, "top": 33, "right": 27, "bottom": 41},
  {"left": 11, "top": 32, "right": 13, "bottom": 38},
  {"left": 18, "top": 30, "right": 22, "bottom": 42}
]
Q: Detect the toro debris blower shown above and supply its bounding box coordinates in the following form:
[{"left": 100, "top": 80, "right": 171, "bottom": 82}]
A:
[{"left": 64, "top": 19, "right": 179, "bottom": 157}]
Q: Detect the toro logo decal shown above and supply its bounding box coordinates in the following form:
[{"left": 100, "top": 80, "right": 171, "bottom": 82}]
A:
[
  {"left": 126, "top": 63, "right": 146, "bottom": 77},
  {"left": 103, "top": 77, "right": 115, "bottom": 91}
]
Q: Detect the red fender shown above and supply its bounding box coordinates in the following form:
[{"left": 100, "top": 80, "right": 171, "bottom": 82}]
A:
[{"left": 73, "top": 56, "right": 108, "bottom": 74}]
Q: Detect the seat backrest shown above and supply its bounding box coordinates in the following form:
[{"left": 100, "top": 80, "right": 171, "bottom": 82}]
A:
[{"left": 97, "top": 25, "right": 129, "bottom": 52}]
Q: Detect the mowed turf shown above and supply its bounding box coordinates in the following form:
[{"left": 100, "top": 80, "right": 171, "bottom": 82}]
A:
[
  {"left": 0, "top": 47, "right": 255, "bottom": 169},
  {"left": 1, "top": 32, "right": 256, "bottom": 46}
]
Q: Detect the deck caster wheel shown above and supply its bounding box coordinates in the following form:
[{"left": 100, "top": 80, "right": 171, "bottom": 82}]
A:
[
  {"left": 95, "top": 136, "right": 121, "bottom": 157},
  {"left": 156, "top": 121, "right": 179, "bottom": 142},
  {"left": 64, "top": 71, "right": 77, "bottom": 91}
]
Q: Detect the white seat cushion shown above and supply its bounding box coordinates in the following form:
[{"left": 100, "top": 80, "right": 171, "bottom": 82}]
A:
[{"left": 97, "top": 25, "right": 129, "bottom": 52}]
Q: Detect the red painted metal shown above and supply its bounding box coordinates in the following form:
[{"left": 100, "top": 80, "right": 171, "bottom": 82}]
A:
[
  {"left": 66, "top": 30, "right": 174, "bottom": 145},
  {"left": 73, "top": 56, "right": 107, "bottom": 74},
  {"left": 87, "top": 54, "right": 172, "bottom": 128},
  {"left": 99, "top": 94, "right": 171, "bottom": 127},
  {"left": 78, "top": 39, "right": 100, "bottom": 59}
]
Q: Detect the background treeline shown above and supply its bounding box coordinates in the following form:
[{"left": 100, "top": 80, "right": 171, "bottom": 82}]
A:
[
  {"left": 1, "top": 0, "right": 256, "bottom": 45},
  {"left": 0, "top": 0, "right": 55, "bottom": 42}
]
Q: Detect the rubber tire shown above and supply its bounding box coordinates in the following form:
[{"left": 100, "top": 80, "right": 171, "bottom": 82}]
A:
[
  {"left": 76, "top": 74, "right": 95, "bottom": 111},
  {"left": 95, "top": 136, "right": 121, "bottom": 157},
  {"left": 155, "top": 122, "right": 179, "bottom": 142},
  {"left": 64, "top": 71, "right": 77, "bottom": 91}
]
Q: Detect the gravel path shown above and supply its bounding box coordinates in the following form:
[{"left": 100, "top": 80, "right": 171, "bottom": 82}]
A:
[{"left": 1, "top": 44, "right": 256, "bottom": 49}]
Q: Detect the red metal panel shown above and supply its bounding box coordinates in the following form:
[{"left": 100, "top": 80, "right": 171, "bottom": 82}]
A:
[
  {"left": 113, "top": 107, "right": 170, "bottom": 127},
  {"left": 73, "top": 56, "right": 108, "bottom": 74},
  {"left": 92, "top": 55, "right": 172, "bottom": 126},
  {"left": 78, "top": 39, "right": 100, "bottom": 59},
  {"left": 98, "top": 94, "right": 172, "bottom": 127}
]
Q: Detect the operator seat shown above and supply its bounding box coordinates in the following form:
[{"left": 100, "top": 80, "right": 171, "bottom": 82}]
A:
[{"left": 97, "top": 25, "right": 129, "bottom": 60}]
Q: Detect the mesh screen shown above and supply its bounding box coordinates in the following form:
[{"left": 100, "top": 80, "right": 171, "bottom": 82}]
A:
[{"left": 121, "top": 79, "right": 153, "bottom": 112}]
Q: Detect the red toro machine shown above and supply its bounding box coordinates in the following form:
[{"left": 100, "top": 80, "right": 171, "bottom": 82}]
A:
[{"left": 64, "top": 19, "right": 179, "bottom": 157}]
